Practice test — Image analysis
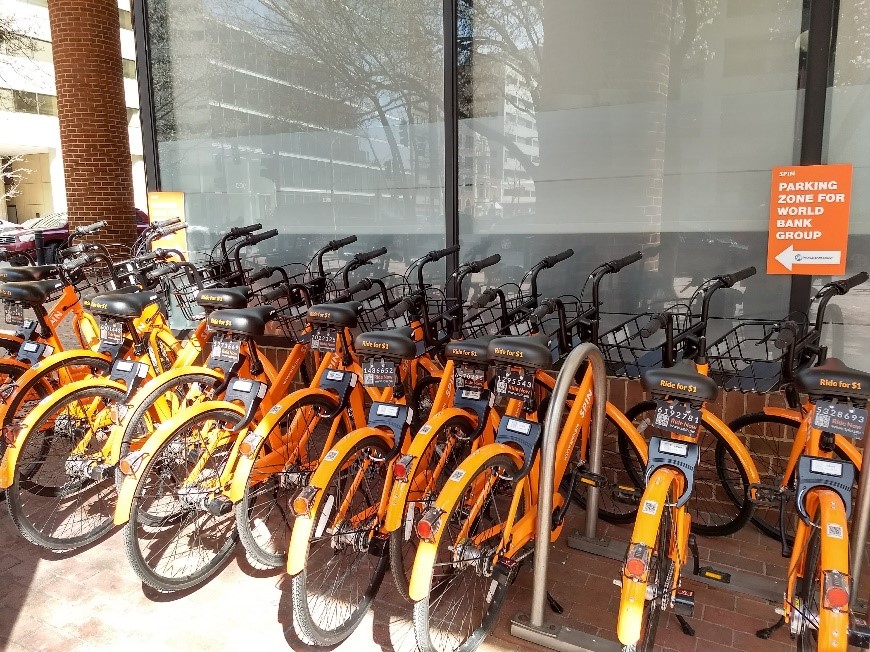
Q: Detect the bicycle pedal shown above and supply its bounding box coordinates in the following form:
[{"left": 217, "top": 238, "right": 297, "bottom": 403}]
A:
[
  {"left": 751, "top": 483, "right": 789, "bottom": 505},
  {"left": 696, "top": 566, "right": 731, "bottom": 584},
  {"left": 206, "top": 496, "right": 232, "bottom": 517},
  {"left": 612, "top": 484, "right": 641, "bottom": 505},
  {"left": 577, "top": 471, "right": 607, "bottom": 489},
  {"left": 849, "top": 618, "right": 870, "bottom": 649},
  {"left": 368, "top": 532, "right": 389, "bottom": 558},
  {"left": 674, "top": 589, "right": 695, "bottom": 617}
]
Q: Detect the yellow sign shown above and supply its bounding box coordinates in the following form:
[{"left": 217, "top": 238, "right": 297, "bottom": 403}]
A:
[{"left": 147, "top": 191, "right": 188, "bottom": 256}]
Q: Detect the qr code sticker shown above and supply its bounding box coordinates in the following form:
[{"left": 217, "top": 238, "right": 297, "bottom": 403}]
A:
[
  {"left": 655, "top": 412, "right": 670, "bottom": 428},
  {"left": 827, "top": 523, "right": 844, "bottom": 539},
  {"left": 642, "top": 500, "right": 658, "bottom": 515},
  {"left": 816, "top": 413, "right": 831, "bottom": 428}
]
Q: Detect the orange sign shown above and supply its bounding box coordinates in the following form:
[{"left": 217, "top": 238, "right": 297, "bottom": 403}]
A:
[
  {"left": 767, "top": 164, "right": 852, "bottom": 275},
  {"left": 147, "top": 191, "right": 188, "bottom": 256}
]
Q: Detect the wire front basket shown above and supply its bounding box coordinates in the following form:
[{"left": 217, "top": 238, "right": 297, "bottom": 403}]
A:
[
  {"left": 599, "top": 305, "right": 693, "bottom": 379},
  {"left": 707, "top": 319, "right": 806, "bottom": 394}
]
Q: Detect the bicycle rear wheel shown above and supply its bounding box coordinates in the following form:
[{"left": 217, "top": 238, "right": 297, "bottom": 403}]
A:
[
  {"left": 7, "top": 385, "right": 124, "bottom": 550},
  {"left": 123, "top": 406, "right": 241, "bottom": 592},
  {"left": 412, "top": 453, "right": 524, "bottom": 652},
  {"left": 291, "top": 435, "right": 391, "bottom": 645},
  {"left": 794, "top": 525, "right": 821, "bottom": 652}
]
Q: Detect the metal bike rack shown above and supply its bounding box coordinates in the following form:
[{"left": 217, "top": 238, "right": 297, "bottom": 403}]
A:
[
  {"left": 850, "top": 424, "right": 870, "bottom": 606},
  {"left": 511, "top": 344, "right": 621, "bottom": 652}
]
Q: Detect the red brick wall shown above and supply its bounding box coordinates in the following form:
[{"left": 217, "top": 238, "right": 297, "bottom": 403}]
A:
[{"left": 47, "top": 0, "right": 137, "bottom": 249}]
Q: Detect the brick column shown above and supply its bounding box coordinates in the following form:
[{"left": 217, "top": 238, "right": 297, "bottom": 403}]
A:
[{"left": 47, "top": 0, "right": 137, "bottom": 248}]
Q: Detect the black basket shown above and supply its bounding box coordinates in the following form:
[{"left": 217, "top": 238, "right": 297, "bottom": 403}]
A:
[
  {"left": 707, "top": 320, "right": 803, "bottom": 394},
  {"left": 356, "top": 274, "right": 415, "bottom": 332},
  {"left": 461, "top": 286, "right": 534, "bottom": 339},
  {"left": 599, "top": 305, "right": 693, "bottom": 379}
]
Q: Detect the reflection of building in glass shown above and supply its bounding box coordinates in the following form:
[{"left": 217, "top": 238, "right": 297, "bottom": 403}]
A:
[
  {"left": 458, "top": 52, "right": 538, "bottom": 224},
  {"left": 152, "top": 1, "right": 442, "bottom": 237}
]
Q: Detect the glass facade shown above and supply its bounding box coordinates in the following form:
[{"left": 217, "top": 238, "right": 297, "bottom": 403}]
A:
[
  {"left": 142, "top": 0, "right": 868, "bottom": 363},
  {"left": 146, "top": 0, "right": 445, "bottom": 270}
]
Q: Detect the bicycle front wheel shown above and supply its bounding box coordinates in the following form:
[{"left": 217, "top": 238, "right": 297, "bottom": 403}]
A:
[
  {"left": 795, "top": 525, "right": 822, "bottom": 652},
  {"left": 412, "top": 453, "right": 524, "bottom": 652},
  {"left": 123, "top": 406, "right": 241, "bottom": 592},
  {"left": 627, "top": 400, "right": 753, "bottom": 536},
  {"left": 7, "top": 384, "right": 124, "bottom": 550},
  {"left": 291, "top": 434, "right": 391, "bottom": 646},
  {"left": 235, "top": 393, "right": 349, "bottom": 570}
]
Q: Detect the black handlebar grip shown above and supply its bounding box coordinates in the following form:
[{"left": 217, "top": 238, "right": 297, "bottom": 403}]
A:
[
  {"left": 639, "top": 313, "right": 667, "bottom": 338},
  {"left": 543, "top": 249, "right": 574, "bottom": 269},
  {"left": 63, "top": 255, "right": 91, "bottom": 271},
  {"left": 473, "top": 288, "right": 498, "bottom": 309},
  {"left": 147, "top": 264, "right": 177, "bottom": 280},
  {"left": 469, "top": 254, "right": 501, "bottom": 273},
  {"left": 722, "top": 266, "right": 756, "bottom": 287},
  {"left": 328, "top": 235, "right": 358, "bottom": 250},
  {"left": 774, "top": 320, "right": 799, "bottom": 350},
  {"left": 429, "top": 244, "right": 461, "bottom": 261},
  {"left": 247, "top": 267, "right": 276, "bottom": 283},
  {"left": 229, "top": 224, "right": 262, "bottom": 238},
  {"left": 248, "top": 228, "right": 279, "bottom": 245},
  {"left": 834, "top": 271, "right": 869, "bottom": 295},
  {"left": 355, "top": 247, "right": 388, "bottom": 264},
  {"left": 344, "top": 279, "right": 374, "bottom": 297},
  {"left": 263, "top": 286, "right": 288, "bottom": 302},
  {"left": 607, "top": 251, "right": 643, "bottom": 272},
  {"left": 388, "top": 297, "right": 415, "bottom": 319},
  {"left": 157, "top": 222, "right": 188, "bottom": 237},
  {"left": 532, "top": 299, "right": 556, "bottom": 321},
  {"left": 149, "top": 217, "right": 180, "bottom": 230}
]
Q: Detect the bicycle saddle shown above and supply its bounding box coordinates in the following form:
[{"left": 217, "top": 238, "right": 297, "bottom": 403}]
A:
[
  {"left": 356, "top": 328, "right": 416, "bottom": 360},
  {"left": 0, "top": 279, "right": 64, "bottom": 306},
  {"left": 207, "top": 306, "right": 276, "bottom": 337},
  {"left": 446, "top": 334, "right": 495, "bottom": 364},
  {"left": 306, "top": 302, "right": 361, "bottom": 330},
  {"left": 196, "top": 287, "right": 249, "bottom": 311},
  {"left": 797, "top": 357, "right": 870, "bottom": 402},
  {"left": 642, "top": 360, "right": 718, "bottom": 403},
  {"left": 88, "top": 290, "right": 161, "bottom": 319},
  {"left": 0, "top": 265, "right": 58, "bottom": 283},
  {"left": 488, "top": 333, "right": 553, "bottom": 370}
]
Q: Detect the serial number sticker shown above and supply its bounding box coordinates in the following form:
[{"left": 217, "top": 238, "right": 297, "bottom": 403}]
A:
[
  {"left": 810, "top": 458, "right": 844, "bottom": 477},
  {"left": 311, "top": 328, "right": 337, "bottom": 353},
  {"left": 4, "top": 302, "right": 23, "bottom": 326},
  {"left": 813, "top": 400, "right": 868, "bottom": 440},
  {"left": 460, "top": 389, "right": 482, "bottom": 400},
  {"left": 324, "top": 449, "right": 339, "bottom": 462},
  {"left": 494, "top": 366, "right": 534, "bottom": 402},
  {"left": 211, "top": 338, "right": 241, "bottom": 362},
  {"left": 654, "top": 400, "right": 701, "bottom": 439},
  {"left": 455, "top": 364, "right": 486, "bottom": 391},
  {"left": 827, "top": 523, "right": 844, "bottom": 539},
  {"left": 642, "top": 500, "right": 658, "bottom": 515},
  {"left": 362, "top": 359, "right": 397, "bottom": 388},
  {"left": 659, "top": 440, "right": 688, "bottom": 457},
  {"left": 376, "top": 404, "right": 400, "bottom": 418},
  {"left": 506, "top": 419, "right": 532, "bottom": 435},
  {"left": 326, "top": 370, "right": 345, "bottom": 382},
  {"left": 99, "top": 320, "right": 123, "bottom": 345},
  {"left": 116, "top": 360, "right": 134, "bottom": 372},
  {"left": 234, "top": 380, "right": 253, "bottom": 393},
  {"left": 450, "top": 469, "right": 466, "bottom": 482}
]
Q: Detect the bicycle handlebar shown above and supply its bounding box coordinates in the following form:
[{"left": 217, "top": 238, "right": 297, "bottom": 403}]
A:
[
  {"left": 337, "top": 278, "right": 374, "bottom": 301},
  {"left": 328, "top": 235, "right": 357, "bottom": 250},
  {"left": 640, "top": 313, "right": 667, "bottom": 338},
  {"left": 247, "top": 228, "right": 278, "bottom": 245},
  {"left": 832, "top": 271, "right": 868, "bottom": 295},
  {"left": 148, "top": 217, "right": 181, "bottom": 230},
  {"left": 247, "top": 267, "right": 276, "bottom": 283},
  {"left": 543, "top": 249, "right": 574, "bottom": 269},
  {"left": 719, "top": 266, "right": 756, "bottom": 288},
  {"left": 229, "top": 224, "right": 262, "bottom": 238},
  {"left": 473, "top": 287, "right": 498, "bottom": 309},
  {"left": 262, "top": 285, "right": 287, "bottom": 302},
  {"left": 606, "top": 251, "right": 643, "bottom": 273},
  {"left": 355, "top": 247, "right": 387, "bottom": 264},
  {"left": 74, "top": 221, "right": 107, "bottom": 235},
  {"left": 469, "top": 253, "right": 500, "bottom": 273},
  {"left": 774, "top": 320, "right": 800, "bottom": 350}
]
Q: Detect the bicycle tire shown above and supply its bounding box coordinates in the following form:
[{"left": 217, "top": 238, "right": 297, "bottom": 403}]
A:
[
  {"left": 411, "top": 373, "right": 441, "bottom": 432},
  {"left": 626, "top": 400, "right": 753, "bottom": 537},
  {"left": 7, "top": 384, "right": 125, "bottom": 550},
  {"left": 389, "top": 413, "right": 476, "bottom": 601},
  {"left": 235, "top": 393, "right": 348, "bottom": 570},
  {"left": 412, "top": 452, "right": 524, "bottom": 652},
  {"left": 115, "top": 372, "right": 221, "bottom": 489},
  {"left": 123, "top": 406, "right": 241, "bottom": 592},
  {"left": 291, "top": 434, "right": 391, "bottom": 645},
  {"left": 0, "top": 359, "right": 49, "bottom": 460}
]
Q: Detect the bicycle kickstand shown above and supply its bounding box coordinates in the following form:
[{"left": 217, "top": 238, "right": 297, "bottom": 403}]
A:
[{"left": 757, "top": 616, "right": 785, "bottom": 639}]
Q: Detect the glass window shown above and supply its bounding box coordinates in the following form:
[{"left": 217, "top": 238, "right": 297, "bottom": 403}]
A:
[
  {"left": 458, "top": 0, "right": 804, "bottom": 324},
  {"left": 119, "top": 9, "right": 134, "bottom": 30},
  {"left": 37, "top": 93, "right": 57, "bottom": 116},
  {"left": 12, "top": 90, "right": 38, "bottom": 114},
  {"left": 822, "top": 0, "right": 870, "bottom": 369},
  {"left": 0, "top": 88, "right": 13, "bottom": 113},
  {"left": 122, "top": 59, "right": 137, "bottom": 79},
  {"left": 146, "top": 0, "right": 445, "bottom": 295}
]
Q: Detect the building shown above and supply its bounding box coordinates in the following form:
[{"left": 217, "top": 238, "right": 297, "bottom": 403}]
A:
[{"left": 0, "top": 0, "right": 146, "bottom": 222}]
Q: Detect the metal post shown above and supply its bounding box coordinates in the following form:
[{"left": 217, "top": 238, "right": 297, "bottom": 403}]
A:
[
  {"left": 529, "top": 343, "right": 607, "bottom": 628},
  {"left": 34, "top": 230, "right": 45, "bottom": 265},
  {"left": 850, "top": 423, "right": 870, "bottom": 604}
]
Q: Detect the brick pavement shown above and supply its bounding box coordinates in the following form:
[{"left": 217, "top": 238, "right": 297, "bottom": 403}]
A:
[{"left": 0, "top": 492, "right": 814, "bottom": 652}]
